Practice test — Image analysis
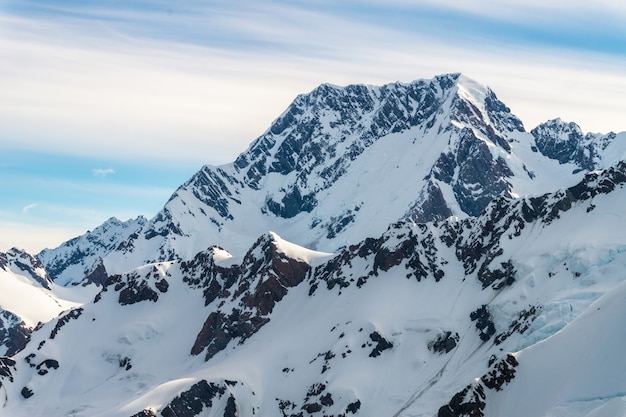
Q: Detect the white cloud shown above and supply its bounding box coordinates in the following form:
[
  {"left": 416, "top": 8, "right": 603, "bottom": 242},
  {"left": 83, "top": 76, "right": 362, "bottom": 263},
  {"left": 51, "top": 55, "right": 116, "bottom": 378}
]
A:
[{"left": 92, "top": 168, "right": 115, "bottom": 177}]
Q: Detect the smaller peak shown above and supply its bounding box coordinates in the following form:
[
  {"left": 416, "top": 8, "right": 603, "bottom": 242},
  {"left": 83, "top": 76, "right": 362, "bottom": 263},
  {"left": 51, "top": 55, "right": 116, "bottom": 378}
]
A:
[
  {"left": 103, "top": 216, "right": 122, "bottom": 225},
  {"left": 7, "top": 247, "right": 27, "bottom": 256},
  {"left": 533, "top": 118, "right": 583, "bottom": 134},
  {"left": 308, "top": 82, "right": 343, "bottom": 97},
  {"left": 435, "top": 72, "right": 462, "bottom": 83}
]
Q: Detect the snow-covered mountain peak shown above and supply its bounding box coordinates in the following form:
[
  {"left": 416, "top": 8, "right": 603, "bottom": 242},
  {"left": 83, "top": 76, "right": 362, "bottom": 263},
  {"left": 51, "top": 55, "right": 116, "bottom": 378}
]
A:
[{"left": 34, "top": 73, "right": 626, "bottom": 291}]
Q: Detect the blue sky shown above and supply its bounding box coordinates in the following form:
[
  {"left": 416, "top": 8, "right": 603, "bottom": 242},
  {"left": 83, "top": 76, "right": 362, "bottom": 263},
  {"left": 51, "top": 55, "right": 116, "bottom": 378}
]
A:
[{"left": 1, "top": 0, "right": 626, "bottom": 253}]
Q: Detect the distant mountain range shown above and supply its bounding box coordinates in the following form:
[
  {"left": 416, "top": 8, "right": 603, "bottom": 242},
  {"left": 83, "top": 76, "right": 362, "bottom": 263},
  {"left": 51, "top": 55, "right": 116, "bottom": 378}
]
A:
[{"left": 1, "top": 73, "right": 625, "bottom": 417}]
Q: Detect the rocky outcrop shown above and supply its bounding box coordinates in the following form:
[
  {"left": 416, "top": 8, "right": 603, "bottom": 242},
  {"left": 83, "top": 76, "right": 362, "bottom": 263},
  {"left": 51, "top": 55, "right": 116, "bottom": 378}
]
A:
[
  {"left": 428, "top": 331, "right": 460, "bottom": 354},
  {"left": 438, "top": 354, "right": 519, "bottom": 417},
  {"left": 161, "top": 380, "right": 237, "bottom": 417},
  {"left": 0, "top": 311, "right": 31, "bottom": 356},
  {"left": 189, "top": 234, "right": 311, "bottom": 361}
]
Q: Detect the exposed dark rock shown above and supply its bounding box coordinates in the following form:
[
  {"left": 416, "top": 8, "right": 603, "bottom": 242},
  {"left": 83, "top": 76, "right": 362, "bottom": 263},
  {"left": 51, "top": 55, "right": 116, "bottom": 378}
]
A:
[
  {"left": 477, "top": 260, "right": 516, "bottom": 290},
  {"left": 21, "top": 386, "right": 34, "bottom": 399},
  {"left": 36, "top": 358, "right": 59, "bottom": 375},
  {"left": 2, "top": 248, "right": 52, "bottom": 289},
  {"left": 437, "top": 383, "right": 486, "bottom": 417},
  {"left": 107, "top": 269, "right": 164, "bottom": 306},
  {"left": 453, "top": 129, "right": 514, "bottom": 217},
  {"left": 470, "top": 305, "right": 496, "bottom": 342},
  {"left": 118, "top": 281, "right": 158, "bottom": 305},
  {"left": 368, "top": 331, "right": 393, "bottom": 357},
  {"left": 407, "top": 181, "right": 454, "bottom": 224},
  {"left": 82, "top": 259, "right": 108, "bottom": 287},
  {"left": 306, "top": 383, "right": 327, "bottom": 397},
  {"left": 161, "top": 380, "right": 227, "bottom": 417},
  {"left": 428, "top": 331, "right": 460, "bottom": 354},
  {"left": 482, "top": 354, "right": 518, "bottom": 391},
  {"left": 191, "top": 309, "right": 268, "bottom": 361},
  {"left": 302, "top": 402, "right": 322, "bottom": 413},
  {"left": 224, "top": 394, "right": 238, "bottom": 417},
  {"left": 50, "top": 308, "right": 83, "bottom": 339},
  {"left": 119, "top": 356, "right": 132, "bottom": 370},
  {"left": 177, "top": 167, "right": 239, "bottom": 221},
  {"left": 155, "top": 278, "right": 169, "bottom": 293},
  {"left": 265, "top": 186, "right": 317, "bottom": 219},
  {"left": 346, "top": 399, "right": 361, "bottom": 414},
  {"left": 0, "top": 310, "right": 32, "bottom": 356},
  {"left": 438, "top": 354, "right": 519, "bottom": 416},
  {"left": 320, "top": 393, "right": 334, "bottom": 407},
  {"left": 37, "top": 216, "right": 148, "bottom": 283},
  {"left": 312, "top": 222, "right": 445, "bottom": 294},
  {"left": 0, "top": 357, "right": 16, "bottom": 385}
]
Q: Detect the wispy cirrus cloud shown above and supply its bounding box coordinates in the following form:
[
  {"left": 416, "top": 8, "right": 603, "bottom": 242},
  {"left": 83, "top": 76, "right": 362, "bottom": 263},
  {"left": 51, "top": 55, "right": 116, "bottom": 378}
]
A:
[
  {"left": 22, "top": 203, "right": 37, "bottom": 214},
  {"left": 1, "top": 1, "right": 626, "bottom": 253},
  {"left": 1, "top": 0, "right": 625, "bottom": 170}
]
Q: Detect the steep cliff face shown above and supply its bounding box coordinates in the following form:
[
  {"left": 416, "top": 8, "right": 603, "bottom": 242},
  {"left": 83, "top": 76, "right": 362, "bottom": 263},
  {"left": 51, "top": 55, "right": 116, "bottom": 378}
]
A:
[{"left": 38, "top": 73, "right": 623, "bottom": 286}]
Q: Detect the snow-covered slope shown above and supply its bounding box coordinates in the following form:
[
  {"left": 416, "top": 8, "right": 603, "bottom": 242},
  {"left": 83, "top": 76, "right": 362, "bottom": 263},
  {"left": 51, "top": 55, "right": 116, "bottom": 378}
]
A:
[
  {"left": 38, "top": 73, "right": 626, "bottom": 286},
  {"left": 2, "top": 161, "right": 625, "bottom": 417},
  {"left": 0, "top": 249, "right": 90, "bottom": 356}
]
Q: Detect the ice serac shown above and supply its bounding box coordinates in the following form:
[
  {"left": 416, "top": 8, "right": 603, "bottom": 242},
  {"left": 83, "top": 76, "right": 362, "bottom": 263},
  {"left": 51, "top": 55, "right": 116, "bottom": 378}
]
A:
[{"left": 38, "top": 73, "right": 600, "bottom": 286}]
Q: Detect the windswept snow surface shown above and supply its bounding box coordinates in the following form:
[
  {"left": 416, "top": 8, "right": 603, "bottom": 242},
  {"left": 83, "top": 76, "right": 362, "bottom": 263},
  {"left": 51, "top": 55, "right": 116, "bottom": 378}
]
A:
[
  {"left": 0, "top": 268, "right": 85, "bottom": 327},
  {"left": 0, "top": 250, "right": 89, "bottom": 327},
  {"left": 485, "top": 281, "right": 626, "bottom": 417}
]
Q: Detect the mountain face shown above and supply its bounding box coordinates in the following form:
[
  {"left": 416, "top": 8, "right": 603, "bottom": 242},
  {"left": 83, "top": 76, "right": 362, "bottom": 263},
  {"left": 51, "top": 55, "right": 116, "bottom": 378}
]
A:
[
  {"left": 37, "top": 73, "right": 625, "bottom": 286},
  {"left": 1, "top": 73, "right": 626, "bottom": 417}
]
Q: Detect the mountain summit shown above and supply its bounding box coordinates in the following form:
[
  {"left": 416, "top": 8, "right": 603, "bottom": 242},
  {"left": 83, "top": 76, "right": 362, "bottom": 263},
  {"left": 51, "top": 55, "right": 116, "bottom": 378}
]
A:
[
  {"left": 39, "top": 73, "right": 623, "bottom": 286},
  {"left": 2, "top": 73, "right": 626, "bottom": 417}
]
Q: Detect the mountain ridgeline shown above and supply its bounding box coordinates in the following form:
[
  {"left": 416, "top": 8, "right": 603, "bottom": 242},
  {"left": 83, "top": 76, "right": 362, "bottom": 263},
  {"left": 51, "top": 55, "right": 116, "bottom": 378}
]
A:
[
  {"left": 38, "top": 73, "right": 623, "bottom": 286},
  {"left": 1, "top": 73, "right": 626, "bottom": 417}
]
